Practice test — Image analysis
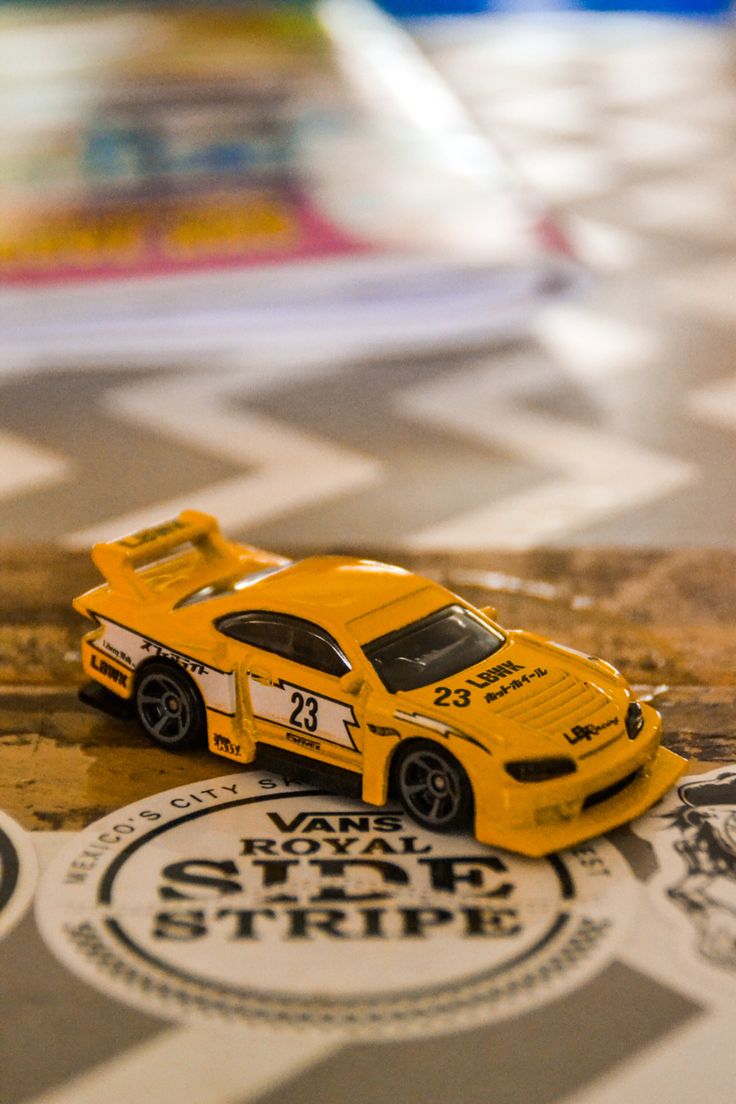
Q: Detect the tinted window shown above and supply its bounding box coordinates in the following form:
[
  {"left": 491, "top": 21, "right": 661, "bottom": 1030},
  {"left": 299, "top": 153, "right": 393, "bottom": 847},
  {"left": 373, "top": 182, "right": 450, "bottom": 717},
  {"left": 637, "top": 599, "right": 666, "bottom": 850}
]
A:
[
  {"left": 216, "top": 612, "right": 350, "bottom": 677},
  {"left": 363, "top": 605, "right": 504, "bottom": 692},
  {"left": 218, "top": 616, "right": 291, "bottom": 653}
]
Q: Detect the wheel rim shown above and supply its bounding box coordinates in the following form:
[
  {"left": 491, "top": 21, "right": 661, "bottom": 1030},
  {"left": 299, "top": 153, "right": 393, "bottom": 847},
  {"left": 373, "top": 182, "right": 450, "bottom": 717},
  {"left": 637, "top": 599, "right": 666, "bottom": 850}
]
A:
[
  {"left": 399, "top": 748, "right": 463, "bottom": 827},
  {"left": 137, "top": 672, "right": 192, "bottom": 744}
]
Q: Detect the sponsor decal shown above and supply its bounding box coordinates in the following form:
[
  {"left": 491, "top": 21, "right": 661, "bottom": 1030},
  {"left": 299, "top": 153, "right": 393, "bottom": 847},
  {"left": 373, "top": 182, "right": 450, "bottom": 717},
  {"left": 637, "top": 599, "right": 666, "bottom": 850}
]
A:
[
  {"left": 99, "top": 640, "right": 133, "bottom": 667},
  {"left": 564, "top": 717, "right": 619, "bottom": 747},
  {"left": 212, "top": 734, "right": 242, "bottom": 758},
  {"left": 139, "top": 639, "right": 211, "bottom": 677},
  {"left": 90, "top": 651, "right": 129, "bottom": 688},
  {"left": 37, "top": 774, "right": 639, "bottom": 1037},
  {"left": 484, "top": 668, "right": 549, "bottom": 703},
  {"left": 633, "top": 767, "right": 736, "bottom": 986},
  {"left": 0, "top": 810, "right": 38, "bottom": 940},
  {"left": 118, "top": 518, "right": 186, "bottom": 550},
  {"left": 466, "top": 661, "right": 525, "bottom": 689},
  {"left": 287, "top": 732, "right": 321, "bottom": 751}
]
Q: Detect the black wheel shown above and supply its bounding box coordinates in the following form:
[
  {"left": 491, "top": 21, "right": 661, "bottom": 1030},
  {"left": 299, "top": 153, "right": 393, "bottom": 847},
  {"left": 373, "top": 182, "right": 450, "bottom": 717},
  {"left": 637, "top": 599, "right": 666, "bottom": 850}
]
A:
[
  {"left": 134, "top": 662, "right": 205, "bottom": 750},
  {"left": 395, "top": 741, "right": 473, "bottom": 832}
]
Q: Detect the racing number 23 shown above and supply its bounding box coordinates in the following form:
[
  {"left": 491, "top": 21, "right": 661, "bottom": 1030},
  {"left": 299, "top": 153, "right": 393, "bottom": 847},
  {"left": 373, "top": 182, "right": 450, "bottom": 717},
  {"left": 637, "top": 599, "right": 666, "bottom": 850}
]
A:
[
  {"left": 290, "top": 691, "right": 319, "bottom": 732},
  {"left": 434, "top": 686, "right": 471, "bottom": 708}
]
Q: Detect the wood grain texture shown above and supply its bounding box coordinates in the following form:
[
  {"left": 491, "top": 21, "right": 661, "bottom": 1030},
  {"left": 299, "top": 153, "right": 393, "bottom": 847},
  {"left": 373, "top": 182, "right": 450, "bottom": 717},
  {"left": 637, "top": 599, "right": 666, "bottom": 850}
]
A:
[{"left": 1, "top": 545, "right": 734, "bottom": 829}]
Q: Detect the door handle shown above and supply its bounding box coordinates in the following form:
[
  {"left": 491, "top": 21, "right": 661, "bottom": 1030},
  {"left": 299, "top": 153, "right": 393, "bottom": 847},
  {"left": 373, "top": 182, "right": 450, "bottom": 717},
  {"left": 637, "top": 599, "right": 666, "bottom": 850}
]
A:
[{"left": 250, "top": 667, "right": 273, "bottom": 685}]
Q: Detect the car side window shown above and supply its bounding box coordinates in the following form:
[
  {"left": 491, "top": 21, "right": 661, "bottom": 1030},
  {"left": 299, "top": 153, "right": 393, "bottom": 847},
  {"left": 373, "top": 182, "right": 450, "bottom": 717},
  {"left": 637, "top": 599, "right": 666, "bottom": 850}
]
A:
[
  {"left": 289, "top": 624, "right": 350, "bottom": 677},
  {"left": 217, "top": 616, "right": 291, "bottom": 655},
  {"left": 215, "top": 612, "right": 350, "bottom": 678}
]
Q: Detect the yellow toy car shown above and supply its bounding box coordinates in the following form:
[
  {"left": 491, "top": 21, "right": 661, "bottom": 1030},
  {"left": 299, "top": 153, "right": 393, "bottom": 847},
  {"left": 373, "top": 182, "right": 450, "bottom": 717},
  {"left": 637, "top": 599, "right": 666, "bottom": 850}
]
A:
[{"left": 73, "top": 510, "right": 685, "bottom": 856}]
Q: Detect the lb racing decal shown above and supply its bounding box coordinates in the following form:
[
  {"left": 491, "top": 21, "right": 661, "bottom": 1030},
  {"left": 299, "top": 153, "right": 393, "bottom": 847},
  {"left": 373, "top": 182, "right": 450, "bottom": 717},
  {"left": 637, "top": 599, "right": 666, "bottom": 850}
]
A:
[
  {"left": 0, "top": 810, "right": 38, "bottom": 940},
  {"left": 37, "top": 773, "right": 640, "bottom": 1039}
]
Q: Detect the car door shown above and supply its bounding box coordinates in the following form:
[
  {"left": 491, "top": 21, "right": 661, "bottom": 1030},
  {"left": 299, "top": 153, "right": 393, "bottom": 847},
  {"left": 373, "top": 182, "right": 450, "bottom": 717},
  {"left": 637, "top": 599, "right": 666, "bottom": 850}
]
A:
[{"left": 216, "top": 611, "right": 365, "bottom": 772}]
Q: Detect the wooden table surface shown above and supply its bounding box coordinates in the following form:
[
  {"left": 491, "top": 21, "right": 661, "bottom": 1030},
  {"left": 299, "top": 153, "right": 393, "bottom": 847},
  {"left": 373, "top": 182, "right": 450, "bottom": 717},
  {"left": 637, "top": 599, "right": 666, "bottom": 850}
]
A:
[{"left": 2, "top": 546, "right": 734, "bottom": 830}]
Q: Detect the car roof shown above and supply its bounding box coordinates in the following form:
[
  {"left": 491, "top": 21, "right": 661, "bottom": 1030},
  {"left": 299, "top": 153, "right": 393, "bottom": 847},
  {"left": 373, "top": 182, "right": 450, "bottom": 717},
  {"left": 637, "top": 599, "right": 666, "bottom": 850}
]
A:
[{"left": 195, "top": 555, "right": 441, "bottom": 627}]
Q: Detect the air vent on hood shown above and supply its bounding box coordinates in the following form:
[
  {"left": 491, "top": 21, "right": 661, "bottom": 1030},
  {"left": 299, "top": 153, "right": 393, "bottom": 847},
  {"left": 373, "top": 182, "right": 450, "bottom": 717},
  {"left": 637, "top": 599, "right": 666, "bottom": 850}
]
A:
[{"left": 490, "top": 672, "right": 611, "bottom": 735}]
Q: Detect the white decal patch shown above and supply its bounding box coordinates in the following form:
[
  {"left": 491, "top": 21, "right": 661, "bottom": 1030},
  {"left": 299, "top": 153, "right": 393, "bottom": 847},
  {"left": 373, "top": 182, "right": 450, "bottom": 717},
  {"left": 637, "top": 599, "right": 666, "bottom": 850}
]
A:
[
  {"left": 394, "top": 709, "right": 467, "bottom": 740},
  {"left": 248, "top": 676, "right": 359, "bottom": 750},
  {"left": 95, "top": 617, "right": 236, "bottom": 716},
  {"left": 36, "top": 773, "right": 641, "bottom": 1039}
]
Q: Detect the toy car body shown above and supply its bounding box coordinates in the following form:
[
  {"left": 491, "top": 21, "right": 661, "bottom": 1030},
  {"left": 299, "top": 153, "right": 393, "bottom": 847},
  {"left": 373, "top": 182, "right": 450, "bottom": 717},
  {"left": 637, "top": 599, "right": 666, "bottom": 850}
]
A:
[{"left": 74, "top": 510, "right": 685, "bottom": 856}]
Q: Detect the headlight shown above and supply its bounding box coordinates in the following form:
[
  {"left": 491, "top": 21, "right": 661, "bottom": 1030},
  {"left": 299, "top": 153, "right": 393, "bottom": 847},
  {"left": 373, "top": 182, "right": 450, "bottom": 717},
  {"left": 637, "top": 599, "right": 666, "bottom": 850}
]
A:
[
  {"left": 625, "top": 701, "right": 644, "bottom": 739},
  {"left": 505, "top": 757, "right": 576, "bottom": 783}
]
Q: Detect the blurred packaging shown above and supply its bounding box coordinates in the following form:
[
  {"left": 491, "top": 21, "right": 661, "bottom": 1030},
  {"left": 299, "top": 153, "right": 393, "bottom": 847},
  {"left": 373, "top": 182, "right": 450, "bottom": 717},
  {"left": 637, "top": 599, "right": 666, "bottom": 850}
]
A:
[{"left": 0, "top": 0, "right": 578, "bottom": 356}]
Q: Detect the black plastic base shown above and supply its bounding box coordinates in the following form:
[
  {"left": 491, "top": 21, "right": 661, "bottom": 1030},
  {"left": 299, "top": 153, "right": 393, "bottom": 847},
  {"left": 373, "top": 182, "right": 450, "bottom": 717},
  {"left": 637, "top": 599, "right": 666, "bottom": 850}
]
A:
[
  {"left": 78, "top": 680, "right": 135, "bottom": 721},
  {"left": 254, "top": 743, "right": 363, "bottom": 799}
]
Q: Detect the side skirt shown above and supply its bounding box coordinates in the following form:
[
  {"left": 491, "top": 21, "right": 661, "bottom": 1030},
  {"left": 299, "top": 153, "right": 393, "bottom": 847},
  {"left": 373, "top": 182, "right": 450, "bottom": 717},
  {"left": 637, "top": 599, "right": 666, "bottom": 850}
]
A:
[{"left": 254, "top": 743, "right": 363, "bottom": 799}]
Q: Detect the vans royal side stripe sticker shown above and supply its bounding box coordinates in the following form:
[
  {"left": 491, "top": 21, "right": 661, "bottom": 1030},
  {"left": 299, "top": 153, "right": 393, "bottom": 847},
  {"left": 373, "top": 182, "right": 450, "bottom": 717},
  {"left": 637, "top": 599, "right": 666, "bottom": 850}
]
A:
[{"left": 36, "top": 771, "right": 641, "bottom": 1039}]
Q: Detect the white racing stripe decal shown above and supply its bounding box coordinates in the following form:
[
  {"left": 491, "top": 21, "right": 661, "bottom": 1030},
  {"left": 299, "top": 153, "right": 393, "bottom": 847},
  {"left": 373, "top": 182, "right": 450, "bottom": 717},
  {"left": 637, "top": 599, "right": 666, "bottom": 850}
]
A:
[
  {"left": 394, "top": 708, "right": 467, "bottom": 740},
  {"left": 93, "top": 617, "right": 236, "bottom": 717},
  {"left": 248, "top": 675, "right": 359, "bottom": 750}
]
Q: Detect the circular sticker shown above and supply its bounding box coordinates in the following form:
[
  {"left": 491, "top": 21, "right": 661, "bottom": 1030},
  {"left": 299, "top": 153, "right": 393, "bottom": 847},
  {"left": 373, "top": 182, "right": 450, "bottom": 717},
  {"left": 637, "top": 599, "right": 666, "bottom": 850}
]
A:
[
  {"left": 37, "top": 773, "right": 640, "bottom": 1037},
  {"left": 633, "top": 766, "right": 736, "bottom": 987},
  {"left": 0, "top": 810, "right": 38, "bottom": 940}
]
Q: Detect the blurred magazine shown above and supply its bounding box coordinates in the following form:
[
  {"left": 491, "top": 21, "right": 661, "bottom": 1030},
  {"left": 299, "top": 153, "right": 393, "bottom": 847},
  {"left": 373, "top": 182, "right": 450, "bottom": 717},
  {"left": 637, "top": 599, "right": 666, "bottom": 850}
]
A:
[{"left": 0, "top": 0, "right": 579, "bottom": 357}]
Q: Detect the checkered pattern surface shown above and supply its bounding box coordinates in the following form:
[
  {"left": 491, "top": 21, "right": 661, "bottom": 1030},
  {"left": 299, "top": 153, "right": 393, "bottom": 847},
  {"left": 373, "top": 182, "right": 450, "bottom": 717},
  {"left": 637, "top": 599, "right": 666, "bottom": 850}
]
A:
[{"left": 2, "top": 15, "right": 736, "bottom": 551}]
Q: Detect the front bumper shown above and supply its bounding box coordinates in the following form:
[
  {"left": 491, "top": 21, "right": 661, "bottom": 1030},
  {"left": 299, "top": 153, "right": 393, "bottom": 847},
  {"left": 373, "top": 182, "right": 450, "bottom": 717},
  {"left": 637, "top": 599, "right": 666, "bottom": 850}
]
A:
[{"left": 472, "top": 705, "right": 686, "bottom": 856}]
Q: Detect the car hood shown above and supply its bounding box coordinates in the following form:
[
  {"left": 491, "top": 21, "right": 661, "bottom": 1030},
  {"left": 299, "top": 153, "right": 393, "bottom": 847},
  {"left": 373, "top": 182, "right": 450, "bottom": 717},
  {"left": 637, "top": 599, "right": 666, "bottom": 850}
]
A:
[{"left": 393, "top": 630, "right": 631, "bottom": 758}]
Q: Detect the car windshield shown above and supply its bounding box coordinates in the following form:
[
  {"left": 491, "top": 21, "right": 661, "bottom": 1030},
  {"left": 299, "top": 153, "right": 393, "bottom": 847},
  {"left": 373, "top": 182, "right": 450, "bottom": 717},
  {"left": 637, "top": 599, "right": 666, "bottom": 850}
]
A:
[{"left": 363, "top": 605, "right": 505, "bottom": 693}]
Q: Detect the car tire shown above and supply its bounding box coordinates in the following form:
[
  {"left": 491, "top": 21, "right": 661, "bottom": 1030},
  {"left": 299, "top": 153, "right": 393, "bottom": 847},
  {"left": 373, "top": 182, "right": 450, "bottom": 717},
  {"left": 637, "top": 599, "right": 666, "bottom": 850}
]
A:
[
  {"left": 134, "top": 661, "right": 206, "bottom": 751},
  {"left": 395, "top": 740, "right": 474, "bottom": 833}
]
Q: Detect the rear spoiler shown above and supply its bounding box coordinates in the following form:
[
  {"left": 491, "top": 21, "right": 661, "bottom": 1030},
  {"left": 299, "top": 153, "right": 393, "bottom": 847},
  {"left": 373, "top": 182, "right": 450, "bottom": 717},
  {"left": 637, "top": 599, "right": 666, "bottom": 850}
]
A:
[{"left": 86, "top": 510, "right": 240, "bottom": 603}]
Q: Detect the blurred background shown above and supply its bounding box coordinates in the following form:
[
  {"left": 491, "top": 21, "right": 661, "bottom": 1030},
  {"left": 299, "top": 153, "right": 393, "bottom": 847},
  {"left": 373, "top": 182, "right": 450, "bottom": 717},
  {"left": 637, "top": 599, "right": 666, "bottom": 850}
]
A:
[{"left": 1, "top": 0, "right": 734, "bottom": 552}]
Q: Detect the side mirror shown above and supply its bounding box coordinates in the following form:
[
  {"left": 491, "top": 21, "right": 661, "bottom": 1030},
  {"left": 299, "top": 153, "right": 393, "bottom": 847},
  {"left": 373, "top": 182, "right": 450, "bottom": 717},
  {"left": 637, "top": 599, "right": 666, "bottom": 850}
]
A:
[
  {"left": 482, "top": 605, "right": 499, "bottom": 622},
  {"left": 340, "top": 671, "right": 364, "bottom": 696}
]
